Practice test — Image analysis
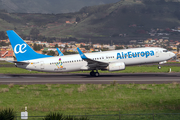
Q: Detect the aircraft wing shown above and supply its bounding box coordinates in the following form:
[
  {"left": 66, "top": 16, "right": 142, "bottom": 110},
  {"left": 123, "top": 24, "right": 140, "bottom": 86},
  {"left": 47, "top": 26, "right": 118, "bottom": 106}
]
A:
[{"left": 77, "top": 48, "right": 108, "bottom": 69}]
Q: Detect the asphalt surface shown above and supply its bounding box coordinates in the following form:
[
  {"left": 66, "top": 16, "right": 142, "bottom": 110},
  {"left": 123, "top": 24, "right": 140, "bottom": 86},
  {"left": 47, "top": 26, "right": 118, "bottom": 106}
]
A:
[{"left": 0, "top": 73, "right": 180, "bottom": 84}]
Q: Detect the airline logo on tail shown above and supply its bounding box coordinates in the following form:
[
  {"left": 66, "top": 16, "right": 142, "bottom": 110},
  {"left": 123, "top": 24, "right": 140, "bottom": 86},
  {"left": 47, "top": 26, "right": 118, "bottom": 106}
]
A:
[{"left": 14, "top": 43, "right": 27, "bottom": 54}]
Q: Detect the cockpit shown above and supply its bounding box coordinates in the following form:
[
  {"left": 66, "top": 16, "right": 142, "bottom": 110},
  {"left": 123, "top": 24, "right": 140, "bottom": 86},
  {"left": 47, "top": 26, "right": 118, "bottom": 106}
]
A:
[{"left": 163, "top": 49, "right": 168, "bottom": 52}]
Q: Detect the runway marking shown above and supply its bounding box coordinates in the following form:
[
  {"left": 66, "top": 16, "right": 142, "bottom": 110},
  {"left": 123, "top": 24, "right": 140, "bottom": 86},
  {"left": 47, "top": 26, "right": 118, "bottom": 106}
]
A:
[{"left": 0, "top": 79, "right": 180, "bottom": 83}]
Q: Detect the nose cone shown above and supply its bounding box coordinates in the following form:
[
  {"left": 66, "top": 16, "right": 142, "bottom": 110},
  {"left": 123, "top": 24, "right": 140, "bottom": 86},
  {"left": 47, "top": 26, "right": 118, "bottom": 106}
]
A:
[{"left": 170, "top": 52, "right": 176, "bottom": 58}]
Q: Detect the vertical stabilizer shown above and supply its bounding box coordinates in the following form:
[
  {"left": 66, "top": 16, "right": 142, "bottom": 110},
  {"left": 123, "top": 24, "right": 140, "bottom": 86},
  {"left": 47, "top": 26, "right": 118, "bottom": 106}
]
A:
[{"left": 7, "top": 30, "right": 52, "bottom": 61}]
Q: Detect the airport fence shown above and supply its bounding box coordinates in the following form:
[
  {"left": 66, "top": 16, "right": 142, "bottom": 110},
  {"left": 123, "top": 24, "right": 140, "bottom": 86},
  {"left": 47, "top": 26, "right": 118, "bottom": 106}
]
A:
[{"left": 15, "top": 113, "right": 180, "bottom": 120}]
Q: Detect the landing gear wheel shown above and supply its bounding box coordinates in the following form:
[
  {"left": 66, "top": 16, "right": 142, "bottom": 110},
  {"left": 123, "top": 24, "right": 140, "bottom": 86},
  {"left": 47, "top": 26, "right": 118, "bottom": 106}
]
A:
[
  {"left": 158, "top": 66, "right": 161, "bottom": 69},
  {"left": 90, "top": 71, "right": 99, "bottom": 77},
  {"left": 90, "top": 71, "right": 95, "bottom": 76},
  {"left": 94, "top": 72, "right": 99, "bottom": 77}
]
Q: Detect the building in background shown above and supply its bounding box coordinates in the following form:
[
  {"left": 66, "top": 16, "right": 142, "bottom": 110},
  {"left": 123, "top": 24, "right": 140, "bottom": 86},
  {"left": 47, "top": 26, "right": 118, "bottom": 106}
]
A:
[{"left": 0, "top": 50, "right": 14, "bottom": 60}]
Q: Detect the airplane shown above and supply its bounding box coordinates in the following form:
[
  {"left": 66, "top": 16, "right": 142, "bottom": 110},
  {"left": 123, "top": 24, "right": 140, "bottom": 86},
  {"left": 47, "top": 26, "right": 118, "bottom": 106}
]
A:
[
  {"left": 6, "top": 30, "right": 175, "bottom": 77},
  {"left": 56, "top": 48, "right": 64, "bottom": 56}
]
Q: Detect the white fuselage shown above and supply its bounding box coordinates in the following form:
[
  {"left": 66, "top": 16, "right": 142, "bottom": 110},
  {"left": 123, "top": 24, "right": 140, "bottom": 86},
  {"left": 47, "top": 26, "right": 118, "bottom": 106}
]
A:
[{"left": 16, "top": 47, "right": 175, "bottom": 72}]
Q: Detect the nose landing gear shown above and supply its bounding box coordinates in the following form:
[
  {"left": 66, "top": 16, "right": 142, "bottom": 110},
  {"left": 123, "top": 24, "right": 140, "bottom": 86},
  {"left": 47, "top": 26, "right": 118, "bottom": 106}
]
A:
[{"left": 158, "top": 66, "right": 161, "bottom": 69}]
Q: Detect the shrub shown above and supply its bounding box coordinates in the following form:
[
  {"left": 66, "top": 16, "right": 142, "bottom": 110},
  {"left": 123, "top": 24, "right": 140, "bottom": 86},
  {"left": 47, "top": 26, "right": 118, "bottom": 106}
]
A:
[
  {"left": 64, "top": 115, "right": 89, "bottom": 120},
  {"left": 43, "top": 112, "right": 89, "bottom": 120},
  {"left": 0, "top": 108, "right": 16, "bottom": 120},
  {"left": 0, "top": 88, "right": 9, "bottom": 93},
  {"left": 42, "top": 112, "right": 63, "bottom": 120},
  {"left": 8, "top": 83, "right": 14, "bottom": 88}
]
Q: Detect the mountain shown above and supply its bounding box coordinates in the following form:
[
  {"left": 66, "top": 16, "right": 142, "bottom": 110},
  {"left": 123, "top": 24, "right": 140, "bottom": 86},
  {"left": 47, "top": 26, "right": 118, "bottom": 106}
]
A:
[
  {"left": 0, "top": 0, "right": 120, "bottom": 14},
  {"left": 40, "top": 0, "right": 180, "bottom": 42},
  {"left": 1, "top": 0, "right": 180, "bottom": 43}
]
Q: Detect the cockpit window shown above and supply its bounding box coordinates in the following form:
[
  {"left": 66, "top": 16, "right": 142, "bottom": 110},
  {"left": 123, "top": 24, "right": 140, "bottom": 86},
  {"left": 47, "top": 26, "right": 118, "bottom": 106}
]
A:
[{"left": 163, "top": 49, "right": 168, "bottom": 52}]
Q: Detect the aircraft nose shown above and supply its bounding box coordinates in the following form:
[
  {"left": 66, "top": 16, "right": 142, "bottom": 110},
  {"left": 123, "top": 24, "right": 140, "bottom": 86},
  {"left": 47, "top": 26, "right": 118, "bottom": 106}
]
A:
[{"left": 170, "top": 52, "right": 175, "bottom": 58}]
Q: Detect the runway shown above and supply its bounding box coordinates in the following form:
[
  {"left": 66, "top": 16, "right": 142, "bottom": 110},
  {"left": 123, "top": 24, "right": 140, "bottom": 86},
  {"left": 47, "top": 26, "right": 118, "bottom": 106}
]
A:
[{"left": 0, "top": 73, "right": 180, "bottom": 84}]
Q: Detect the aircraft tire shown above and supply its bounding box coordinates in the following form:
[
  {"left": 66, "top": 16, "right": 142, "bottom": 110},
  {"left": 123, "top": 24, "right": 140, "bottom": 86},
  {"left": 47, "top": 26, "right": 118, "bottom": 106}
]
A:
[
  {"left": 90, "top": 72, "right": 94, "bottom": 76},
  {"left": 94, "top": 72, "right": 99, "bottom": 77}
]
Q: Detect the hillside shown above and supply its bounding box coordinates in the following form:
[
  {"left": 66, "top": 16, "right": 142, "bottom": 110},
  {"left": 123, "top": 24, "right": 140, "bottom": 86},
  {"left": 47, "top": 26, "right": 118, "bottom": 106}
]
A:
[
  {"left": 0, "top": 0, "right": 120, "bottom": 13},
  {"left": 0, "top": 0, "right": 180, "bottom": 43},
  {"left": 41, "top": 0, "right": 180, "bottom": 42}
]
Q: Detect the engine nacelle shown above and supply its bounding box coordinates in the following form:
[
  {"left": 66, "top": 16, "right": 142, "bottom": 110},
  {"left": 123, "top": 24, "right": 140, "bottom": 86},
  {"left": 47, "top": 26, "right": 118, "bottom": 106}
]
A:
[{"left": 107, "top": 62, "right": 125, "bottom": 71}]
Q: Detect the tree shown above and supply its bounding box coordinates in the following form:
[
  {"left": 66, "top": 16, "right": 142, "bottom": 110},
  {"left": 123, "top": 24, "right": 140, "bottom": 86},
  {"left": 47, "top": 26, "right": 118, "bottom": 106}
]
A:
[
  {"left": 177, "top": 45, "right": 180, "bottom": 52},
  {"left": 30, "top": 28, "right": 40, "bottom": 39},
  {"left": 33, "top": 43, "right": 41, "bottom": 51},
  {"left": 0, "top": 41, "right": 9, "bottom": 47},
  {"left": 115, "top": 46, "right": 124, "bottom": 50},
  {"left": 47, "top": 50, "right": 55, "bottom": 56},
  {"left": 76, "top": 16, "right": 81, "bottom": 23},
  {"left": 0, "top": 31, "right": 7, "bottom": 40},
  {"left": 55, "top": 44, "right": 58, "bottom": 48},
  {"left": 42, "top": 51, "right": 47, "bottom": 55},
  {"left": 65, "top": 44, "right": 68, "bottom": 49}
]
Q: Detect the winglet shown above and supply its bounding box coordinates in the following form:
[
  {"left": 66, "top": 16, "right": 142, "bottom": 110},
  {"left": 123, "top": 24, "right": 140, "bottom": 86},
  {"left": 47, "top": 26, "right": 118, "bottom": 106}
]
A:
[
  {"left": 77, "top": 47, "right": 88, "bottom": 59},
  {"left": 56, "top": 48, "right": 64, "bottom": 56}
]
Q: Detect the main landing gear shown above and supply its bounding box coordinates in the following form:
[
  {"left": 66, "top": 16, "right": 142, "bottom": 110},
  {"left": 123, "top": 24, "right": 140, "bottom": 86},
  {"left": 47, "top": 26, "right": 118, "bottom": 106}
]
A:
[{"left": 90, "top": 70, "right": 100, "bottom": 77}]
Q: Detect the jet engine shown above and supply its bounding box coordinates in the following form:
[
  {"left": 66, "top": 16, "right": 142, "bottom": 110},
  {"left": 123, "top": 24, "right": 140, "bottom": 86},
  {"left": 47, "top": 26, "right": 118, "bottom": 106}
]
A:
[{"left": 107, "top": 62, "right": 125, "bottom": 71}]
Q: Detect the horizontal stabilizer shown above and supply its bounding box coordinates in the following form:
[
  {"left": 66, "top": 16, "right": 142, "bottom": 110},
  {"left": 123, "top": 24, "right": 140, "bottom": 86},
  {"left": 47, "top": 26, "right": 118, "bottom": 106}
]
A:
[{"left": 7, "top": 60, "right": 29, "bottom": 64}]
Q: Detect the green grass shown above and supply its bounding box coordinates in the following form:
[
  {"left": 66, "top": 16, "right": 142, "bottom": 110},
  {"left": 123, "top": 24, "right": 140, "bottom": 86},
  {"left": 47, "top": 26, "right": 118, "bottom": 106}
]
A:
[
  {"left": 0, "top": 61, "right": 13, "bottom": 65},
  {"left": 0, "top": 83, "right": 180, "bottom": 119},
  {"left": 0, "top": 67, "right": 44, "bottom": 74}
]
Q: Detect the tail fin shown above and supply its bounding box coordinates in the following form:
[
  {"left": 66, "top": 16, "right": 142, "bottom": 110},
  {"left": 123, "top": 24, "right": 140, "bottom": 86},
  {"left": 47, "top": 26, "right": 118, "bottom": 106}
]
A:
[{"left": 7, "top": 30, "right": 52, "bottom": 61}]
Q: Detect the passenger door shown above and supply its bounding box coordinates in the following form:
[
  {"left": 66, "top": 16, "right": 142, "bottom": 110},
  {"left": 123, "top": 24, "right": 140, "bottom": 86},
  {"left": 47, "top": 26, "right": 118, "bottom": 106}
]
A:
[
  {"left": 40, "top": 61, "right": 44, "bottom": 69},
  {"left": 155, "top": 49, "right": 159, "bottom": 57}
]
